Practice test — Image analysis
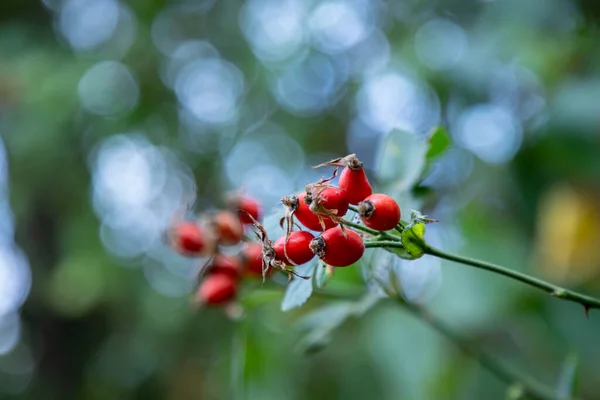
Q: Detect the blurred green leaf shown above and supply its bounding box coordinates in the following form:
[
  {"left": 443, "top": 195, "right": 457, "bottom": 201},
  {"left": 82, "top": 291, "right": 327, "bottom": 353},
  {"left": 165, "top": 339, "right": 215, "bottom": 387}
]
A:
[
  {"left": 556, "top": 352, "right": 580, "bottom": 399},
  {"left": 314, "top": 263, "right": 334, "bottom": 289},
  {"left": 377, "top": 129, "right": 429, "bottom": 197},
  {"left": 281, "top": 262, "right": 316, "bottom": 312},
  {"left": 426, "top": 126, "right": 451, "bottom": 160},
  {"left": 295, "top": 292, "right": 383, "bottom": 354}
]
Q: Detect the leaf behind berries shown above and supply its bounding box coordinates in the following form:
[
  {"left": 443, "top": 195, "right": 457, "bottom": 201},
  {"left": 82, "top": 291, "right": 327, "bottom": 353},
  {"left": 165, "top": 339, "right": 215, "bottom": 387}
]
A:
[
  {"left": 556, "top": 352, "right": 580, "bottom": 399},
  {"left": 281, "top": 262, "right": 316, "bottom": 312},
  {"left": 426, "top": 126, "right": 451, "bottom": 160},
  {"left": 377, "top": 129, "right": 429, "bottom": 197}
]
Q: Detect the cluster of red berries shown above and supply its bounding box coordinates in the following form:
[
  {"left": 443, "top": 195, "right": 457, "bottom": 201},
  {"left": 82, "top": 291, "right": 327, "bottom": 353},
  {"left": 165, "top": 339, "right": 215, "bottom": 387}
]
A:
[
  {"left": 167, "top": 154, "right": 402, "bottom": 308},
  {"left": 167, "top": 194, "right": 265, "bottom": 306}
]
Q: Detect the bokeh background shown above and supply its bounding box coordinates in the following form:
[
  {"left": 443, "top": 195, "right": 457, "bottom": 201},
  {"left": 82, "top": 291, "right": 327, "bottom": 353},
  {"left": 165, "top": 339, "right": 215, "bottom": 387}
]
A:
[{"left": 1, "top": 0, "right": 600, "bottom": 398}]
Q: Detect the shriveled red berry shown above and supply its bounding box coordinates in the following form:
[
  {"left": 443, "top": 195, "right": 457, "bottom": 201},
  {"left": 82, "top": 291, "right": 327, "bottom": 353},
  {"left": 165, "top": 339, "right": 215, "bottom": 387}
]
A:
[
  {"left": 241, "top": 243, "right": 271, "bottom": 277},
  {"left": 309, "top": 227, "right": 364, "bottom": 267},
  {"left": 209, "top": 254, "right": 242, "bottom": 278},
  {"left": 233, "top": 195, "right": 262, "bottom": 224},
  {"left": 309, "top": 186, "right": 349, "bottom": 217},
  {"left": 273, "top": 231, "right": 315, "bottom": 266},
  {"left": 358, "top": 194, "right": 401, "bottom": 231},
  {"left": 172, "top": 221, "right": 207, "bottom": 256},
  {"left": 295, "top": 192, "right": 337, "bottom": 231},
  {"left": 197, "top": 273, "right": 237, "bottom": 305},
  {"left": 212, "top": 211, "right": 244, "bottom": 245},
  {"left": 338, "top": 155, "right": 372, "bottom": 205}
]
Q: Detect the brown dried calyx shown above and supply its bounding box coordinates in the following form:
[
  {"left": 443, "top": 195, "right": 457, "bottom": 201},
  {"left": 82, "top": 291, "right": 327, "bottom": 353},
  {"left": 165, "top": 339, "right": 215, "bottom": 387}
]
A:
[
  {"left": 314, "top": 153, "right": 364, "bottom": 171},
  {"left": 357, "top": 200, "right": 375, "bottom": 219},
  {"left": 241, "top": 210, "right": 310, "bottom": 281}
]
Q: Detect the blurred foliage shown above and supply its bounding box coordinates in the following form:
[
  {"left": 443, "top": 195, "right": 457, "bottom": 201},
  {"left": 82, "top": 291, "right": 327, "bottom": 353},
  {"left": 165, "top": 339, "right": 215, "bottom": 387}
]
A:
[{"left": 1, "top": 0, "right": 600, "bottom": 399}]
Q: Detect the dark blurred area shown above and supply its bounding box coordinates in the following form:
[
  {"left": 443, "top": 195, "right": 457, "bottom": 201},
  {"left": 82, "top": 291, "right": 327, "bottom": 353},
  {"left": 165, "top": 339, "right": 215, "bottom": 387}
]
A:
[{"left": 1, "top": 0, "right": 599, "bottom": 399}]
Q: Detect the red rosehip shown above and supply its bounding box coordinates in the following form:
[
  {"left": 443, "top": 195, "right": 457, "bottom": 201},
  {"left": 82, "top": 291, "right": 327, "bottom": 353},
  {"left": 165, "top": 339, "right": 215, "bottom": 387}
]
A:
[
  {"left": 197, "top": 273, "right": 237, "bottom": 305},
  {"left": 241, "top": 243, "right": 271, "bottom": 277},
  {"left": 358, "top": 194, "right": 401, "bottom": 231},
  {"left": 295, "top": 192, "right": 337, "bottom": 231},
  {"left": 233, "top": 195, "right": 262, "bottom": 224},
  {"left": 273, "top": 231, "right": 315, "bottom": 266},
  {"left": 338, "top": 155, "right": 372, "bottom": 205},
  {"left": 212, "top": 211, "right": 244, "bottom": 245},
  {"left": 309, "top": 227, "right": 364, "bottom": 267},
  {"left": 172, "top": 221, "right": 207, "bottom": 256},
  {"left": 209, "top": 254, "right": 242, "bottom": 278},
  {"left": 309, "top": 186, "right": 349, "bottom": 217}
]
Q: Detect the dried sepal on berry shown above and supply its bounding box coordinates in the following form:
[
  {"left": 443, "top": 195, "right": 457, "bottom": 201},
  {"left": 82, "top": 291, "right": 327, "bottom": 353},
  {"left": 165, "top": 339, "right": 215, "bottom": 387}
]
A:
[
  {"left": 314, "top": 154, "right": 372, "bottom": 205},
  {"left": 309, "top": 227, "right": 365, "bottom": 267},
  {"left": 241, "top": 210, "right": 311, "bottom": 282},
  {"left": 282, "top": 193, "right": 338, "bottom": 236},
  {"left": 358, "top": 194, "right": 401, "bottom": 231},
  {"left": 304, "top": 183, "right": 348, "bottom": 229}
]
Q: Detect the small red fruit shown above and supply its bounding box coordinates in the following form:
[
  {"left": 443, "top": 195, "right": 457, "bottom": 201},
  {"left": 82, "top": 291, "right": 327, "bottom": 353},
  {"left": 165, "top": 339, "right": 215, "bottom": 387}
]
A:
[
  {"left": 212, "top": 211, "right": 244, "bottom": 245},
  {"left": 241, "top": 243, "right": 271, "bottom": 277},
  {"left": 338, "top": 155, "right": 372, "bottom": 205},
  {"left": 172, "top": 221, "right": 207, "bottom": 256},
  {"left": 231, "top": 195, "right": 262, "bottom": 224},
  {"left": 309, "top": 227, "right": 364, "bottom": 267},
  {"left": 358, "top": 194, "right": 401, "bottom": 231},
  {"left": 273, "top": 231, "right": 315, "bottom": 265},
  {"left": 197, "top": 273, "right": 237, "bottom": 305},
  {"left": 209, "top": 254, "right": 242, "bottom": 278},
  {"left": 308, "top": 186, "right": 349, "bottom": 217},
  {"left": 295, "top": 192, "right": 337, "bottom": 231}
]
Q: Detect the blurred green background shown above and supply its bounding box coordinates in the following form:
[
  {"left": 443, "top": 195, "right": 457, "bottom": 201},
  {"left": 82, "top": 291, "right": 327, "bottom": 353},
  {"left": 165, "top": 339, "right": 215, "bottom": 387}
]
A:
[{"left": 1, "top": 0, "right": 600, "bottom": 398}]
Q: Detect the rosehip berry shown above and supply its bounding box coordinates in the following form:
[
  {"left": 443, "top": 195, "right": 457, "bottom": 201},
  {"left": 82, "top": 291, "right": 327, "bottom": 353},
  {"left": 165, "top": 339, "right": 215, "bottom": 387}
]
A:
[
  {"left": 241, "top": 243, "right": 271, "bottom": 277},
  {"left": 209, "top": 254, "right": 242, "bottom": 278},
  {"left": 212, "top": 211, "right": 244, "bottom": 245},
  {"left": 309, "top": 227, "right": 365, "bottom": 267},
  {"left": 232, "top": 195, "right": 262, "bottom": 224},
  {"left": 197, "top": 273, "right": 237, "bottom": 305},
  {"left": 295, "top": 193, "right": 337, "bottom": 231},
  {"left": 358, "top": 194, "right": 401, "bottom": 231},
  {"left": 308, "top": 186, "right": 349, "bottom": 217},
  {"left": 273, "top": 231, "right": 315, "bottom": 265},
  {"left": 172, "top": 221, "right": 207, "bottom": 256},
  {"left": 338, "top": 155, "right": 372, "bottom": 205}
]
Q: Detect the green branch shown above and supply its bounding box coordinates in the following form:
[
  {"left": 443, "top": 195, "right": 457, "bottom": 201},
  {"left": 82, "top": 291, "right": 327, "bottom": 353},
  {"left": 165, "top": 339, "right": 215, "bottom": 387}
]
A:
[
  {"left": 424, "top": 245, "right": 600, "bottom": 311},
  {"left": 340, "top": 218, "right": 397, "bottom": 241},
  {"left": 395, "top": 298, "right": 578, "bottom": 400},
  {"left": 364, "top": 240, "right": 405, "bottom": 249}
]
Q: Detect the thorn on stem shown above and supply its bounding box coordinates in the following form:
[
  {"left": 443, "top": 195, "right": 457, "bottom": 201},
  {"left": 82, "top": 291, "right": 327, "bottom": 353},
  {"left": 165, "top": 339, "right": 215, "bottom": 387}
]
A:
[{"left": 584, "top": 305, "right": 590, "bottom": 319}]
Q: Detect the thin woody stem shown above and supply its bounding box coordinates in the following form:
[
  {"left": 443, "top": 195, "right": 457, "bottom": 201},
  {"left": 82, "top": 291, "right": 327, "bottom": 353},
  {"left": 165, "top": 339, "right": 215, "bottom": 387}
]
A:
[{"left": 424, "top": 245, "right": 600, "bottom": 312}]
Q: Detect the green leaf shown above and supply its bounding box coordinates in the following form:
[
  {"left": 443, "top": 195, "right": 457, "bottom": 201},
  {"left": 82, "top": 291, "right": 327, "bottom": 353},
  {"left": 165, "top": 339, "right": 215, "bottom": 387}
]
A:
[
  {"left": 556, "top": 352, "right": 580, "bottom": 399},
  {"left": 296, "top": 302, "right": 355, "bottom": 332},
  {"left": 281, "top": 262, "right": 316, "bottom": 312},
  {"left": 377, "top": 129, "right": 429, "bottom": 197},
  {"left": 426, "top": 126, "right": 451, "bottom": 160},
  {"left": 314, "top": 263, "right": 334, "bottom": 289},
  {"left": 295, "top": 293, "right": 383, "bottom": 354},
  {"left": 401, "top": 223, "right": 427, "bottom": 259},
  {"left": 384, "top": 246, "right": 416, "bottom": 260}
]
